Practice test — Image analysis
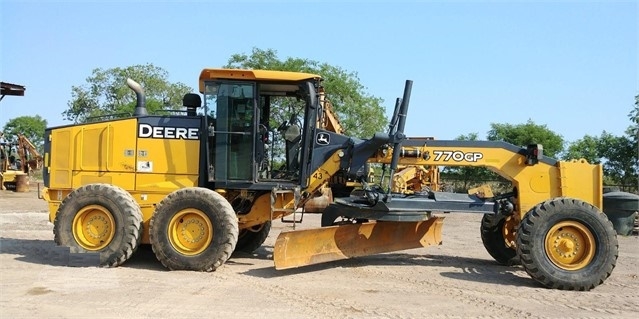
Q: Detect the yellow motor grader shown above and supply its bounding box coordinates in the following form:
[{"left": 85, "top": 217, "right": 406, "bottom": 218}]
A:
[{"left": 42, "top": 69, "right": 617, "bottom": 291}]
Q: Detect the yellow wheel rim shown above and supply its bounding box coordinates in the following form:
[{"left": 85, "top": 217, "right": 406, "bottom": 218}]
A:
[
  {"left": 168, "top": 209, "right": 213, "bottom": 256},
  {"left": 502, "top": 215, "right": 518, "bottom": 249},
  {"left": 72, "top": 205, "right": 116, "bottom": 251},
  {"left": 545, "top": 221, "right": 596, "bottom": 270}
]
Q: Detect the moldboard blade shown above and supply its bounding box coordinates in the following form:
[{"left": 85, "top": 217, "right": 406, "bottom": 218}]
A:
[{"left": 273, "top": 217, "right": 444, "bottom": 270}]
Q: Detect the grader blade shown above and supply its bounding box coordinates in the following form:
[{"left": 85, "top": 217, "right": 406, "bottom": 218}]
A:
[{"left": 274, "top": 217, "right": 444, "bottom": 270}]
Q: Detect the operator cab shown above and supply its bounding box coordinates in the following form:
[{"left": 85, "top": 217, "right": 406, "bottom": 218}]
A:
[{"left": 199, "top": 69, "right": 320, "bottom": 190}]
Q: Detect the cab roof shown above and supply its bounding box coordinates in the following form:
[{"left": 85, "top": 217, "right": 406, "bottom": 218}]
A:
[{"left": 199, "top": 68, "right": 321, "bottom": 93}]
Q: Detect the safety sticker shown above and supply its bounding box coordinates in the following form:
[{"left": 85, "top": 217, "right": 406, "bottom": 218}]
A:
[{"left": 137, "top": 161, "right": 153, "bottom": 172}]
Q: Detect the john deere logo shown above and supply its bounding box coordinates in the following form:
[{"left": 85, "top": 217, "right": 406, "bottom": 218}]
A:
[
  {"left": 316, "top": 133, "right": 330, "bottom": 145},
  {"left": 138, "top": 123, "right": 199, "bottom": 140}
]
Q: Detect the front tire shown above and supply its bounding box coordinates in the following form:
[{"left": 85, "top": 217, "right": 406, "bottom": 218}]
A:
[
  {"left": 516, "top": 198, "right": 618, "bottom": 291},
  {"left": 480, "top": 214, "right": 519, "bottom": 265},
  {"left": 150, "top": 187, "right": 238, "bottom": 271},
  {"left": 235, "top": 221, "right": 271, "bottom": 253},
  {"left": 53, "top": 183, "right": 143, "bottom": 267}
]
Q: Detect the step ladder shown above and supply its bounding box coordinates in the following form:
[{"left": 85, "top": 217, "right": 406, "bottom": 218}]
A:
[{"left": 271, "top": 186, "right": 302, "bottom": 229}]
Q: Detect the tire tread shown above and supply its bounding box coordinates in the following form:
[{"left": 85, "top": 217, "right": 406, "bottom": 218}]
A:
[
  {"left": 53, "top": 183, "right": 143, "bottom": 267},
  {"left": 150, "top": 187, "right": 238, "bottom": 272},
  {"left": 516, "top": 197, "right": 618, "bottom": 291}
]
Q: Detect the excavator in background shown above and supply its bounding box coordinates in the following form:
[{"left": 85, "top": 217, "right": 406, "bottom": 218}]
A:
[
  {"left": 41, "top": 69, "right": 618, "bottom": 291},
  {"left": 0, "top": 81, "right": 32, "bottom": 190},
  {"left": 0, "top": 133, "right": 42, "bottom": 190},
  {"left": 17, "top": 134, "right": 43, "bottom": 172}
]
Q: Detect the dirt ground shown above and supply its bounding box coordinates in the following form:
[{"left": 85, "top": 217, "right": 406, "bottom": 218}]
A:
[{"left": 1, "top": 186, "right": 638, "bottom": 319}]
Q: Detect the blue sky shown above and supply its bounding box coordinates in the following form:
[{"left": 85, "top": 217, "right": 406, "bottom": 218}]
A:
[{"left": 1, "top": 0, "right": 636, "bottom": 143}]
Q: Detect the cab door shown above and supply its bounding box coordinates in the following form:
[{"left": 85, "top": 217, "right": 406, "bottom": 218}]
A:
[{"left": 211, "top": 82, "right": 256, "bottom": 181}]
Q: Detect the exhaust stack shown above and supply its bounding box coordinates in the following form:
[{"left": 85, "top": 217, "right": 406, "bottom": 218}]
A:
[{"left": 126, "top": 78, "right": 147, "bottom": 116}]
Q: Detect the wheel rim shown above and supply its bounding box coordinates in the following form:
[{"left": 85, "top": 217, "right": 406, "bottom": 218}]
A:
[
  {"left": 501, "top": 215, "right": 518, "bottom": 248},
  {"left": 544, "top": 221, "right": 596, "bottom": 270},
  {"left": 168, "top": 209, "right": 213, "bottom": 256},
  {"left": 72, "top": 205, "right": 116, "bottom": 251}
]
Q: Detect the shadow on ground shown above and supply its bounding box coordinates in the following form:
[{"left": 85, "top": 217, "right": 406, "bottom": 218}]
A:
[
  {"left": 0, "top": 237, "right": 273, "bottom": 272},
  {"left": 241, "top": 252, "right": 537, "bottom": 288},
  {"left": 0, "top": 237, "right": 537, "bottom": 288},
  {"left": 0, "top": 237, "right": 165, "bottom": 271}
]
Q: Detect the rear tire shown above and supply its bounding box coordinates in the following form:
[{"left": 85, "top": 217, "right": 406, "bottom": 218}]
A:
[
  {"left": 480, "top": 214, "right": 519, "bottom": 266},
  {"left": 516, "top": 198, "right": 618, "bottom": 291},
  {"left": 235, "top": 221, "right": 271, "bottom": 253},
  {"left": 53, "top": 183, "right": 143, "bottom": 267},
  {"left": 149, "top": 187, "right": 238, "bottom": 271}
]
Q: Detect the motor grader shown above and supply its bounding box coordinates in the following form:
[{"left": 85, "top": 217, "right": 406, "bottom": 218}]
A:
[{"left": 42, "top": 68, "right": 617, "bottom": 291}]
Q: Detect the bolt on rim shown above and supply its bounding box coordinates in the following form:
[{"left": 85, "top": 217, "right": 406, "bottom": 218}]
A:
[
  {"left": 168, "top": 209, "right": 214, "bottom": 256},
  {"left": 544, "top": 221, "right": 596, "bottom": 270},
  {"left": 72, "top": 205, "right": 116, "bottom": 250}
]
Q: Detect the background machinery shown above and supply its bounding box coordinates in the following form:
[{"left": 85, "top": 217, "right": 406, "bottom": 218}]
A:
[
  {"left": 391, "top": 164, "right": 439, "bottom": 194},
  {"left": 42, "top": 69, "right": 618, "bottom": 291},
  {"left": 1, "top": 132, "right": 42, "bottom": 190}
]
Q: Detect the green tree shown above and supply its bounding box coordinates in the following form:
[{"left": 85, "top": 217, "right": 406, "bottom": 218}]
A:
[
  {"left": 564, "top": 132, "right": 636, "bottom": 188},
  {"left": 629, "top": 95, "right": 638, "bottom": 146},
  {"left": 563, "top": 135, "right": 601, "bottom": 164},
  {"left": 224, "top": 48, "right": 387, "bottom": 138},
  {"left": 630, "top": 95, "right": 639, "bottom": 190},
  {"left": 487, "top": 119, "right": 564, "bottom": 158},
  {"left": 598, "top": 132, "right": 636, "bottom": 188},
  {"left": 563, "top": 98, "right": 638, "bottom": 189},
  {"left": 2, "top": 115, "right": 47, "bottom": 151},
  {"left": 63, "top": 64, "right": 192, "bottom": 123}
]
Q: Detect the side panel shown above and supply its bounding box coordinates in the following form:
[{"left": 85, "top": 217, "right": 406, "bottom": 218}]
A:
[
  {"left": 134, "top": 117, "right": 202, "bottom": 190},
  {"left": 49, "top": 129, "right": 72, "bottom": 188},
  {"left": 49, "top": 119, "right": 138, "bottom": 189},
  {"left": 135, "top": 174, "right": 199, "bottom": 192},
  {"left": 72, "top": 119, "right": 138, "bottom": 189},
  {"left": 558, "top": 160, "right": 604, "bottom": 210}
]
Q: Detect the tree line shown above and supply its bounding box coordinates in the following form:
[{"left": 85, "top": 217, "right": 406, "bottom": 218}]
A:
[{"left": 2, "top": 48, "right": 637, "bottom": 189}]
